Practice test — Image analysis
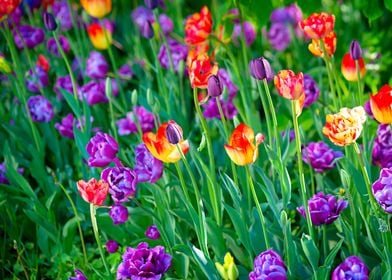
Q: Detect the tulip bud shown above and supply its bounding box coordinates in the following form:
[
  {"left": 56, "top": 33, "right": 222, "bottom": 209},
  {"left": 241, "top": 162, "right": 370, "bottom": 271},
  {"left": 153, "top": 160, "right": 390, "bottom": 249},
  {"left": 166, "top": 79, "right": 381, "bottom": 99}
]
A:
[
  {"left": 165, "top": 120, "right": 183, "bottom": 144},
  {"left": 144, "top": 0, "right": 159, "bottom": 9},
  {"left": 131, "top": 89, "right": 138, "bottom": 105},
  {"left": 350, "top": 40, "right": 362, "bottom": 60},
  {"left": 249, "top": 57, "right": 274, "bottom": 81},
  {"left": 43, "top": 12, "right": 57, "bottom": 31},
  {"left": 207, "top": 74, "right": 223, "bottom": 97},
  {"left": 141, "top": 21, "right": 154, "bottom": 39}
]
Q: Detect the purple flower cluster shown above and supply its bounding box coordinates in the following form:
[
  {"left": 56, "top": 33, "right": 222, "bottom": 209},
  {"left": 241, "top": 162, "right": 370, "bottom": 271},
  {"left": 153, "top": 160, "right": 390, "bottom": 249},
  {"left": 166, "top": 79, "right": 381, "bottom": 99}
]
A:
[
  {"left": 86, "top": 132, "right": 118, "bottom": 167},
  {"left": 134, "top": 144, "right": 164, "bottom": 183},
  {"left": 27, "top": 95, "right": 54, "bottom": 123},
  {"left": 372, "top": 167, "right": 392, "bottom": 214},
  {"left": 372, "top": 124, "right": 392, "bottom": 169},
  {"left": 0, "top": 162, "right": 24, "bottom": 185},
  {"left": 117, "top": 242, "right": 172, "bottom": 280},
  {"left": 297, "top": 192, "right": 348, "bottom": 226},
  {"left": 101, "top": 166, "right": 137, "bottom": 203},
  {"left": 332, "top": 256, "right": 369, "bottom": 280},
  {"left": 249, "top": 249, "right": 287, "bottom": 280},
  {"left": 52, "top": 1, "right": 74, "bottom": 32},
  {"left": 116, "top": 106, "right": 155, "bottom": 135},
  {"left": 26, "top": 66, "right": 49, "bottom": 93},
  {"left": 145, "top": 224, "right": 161, "bottom": 240},
  {"left": 302, "top": 141, "right": 343, "bottom": 172},
  {"left": 86, "top": 51, "right": 109, "bottom": 79},
  {"left": 79, "top": 79, "right": 118, "bottom": 106},
  {"left": 303, "top": 74, "right": 320, "bottom": 108},
  {"left": 158, "top": 39, "right": 188, "bottom": 72},
  {"left": 47, "top": 35, "right": 70, "bottom": 57},
  {"left": 13, "top": 25, "right": 45, "bottom": 49}
]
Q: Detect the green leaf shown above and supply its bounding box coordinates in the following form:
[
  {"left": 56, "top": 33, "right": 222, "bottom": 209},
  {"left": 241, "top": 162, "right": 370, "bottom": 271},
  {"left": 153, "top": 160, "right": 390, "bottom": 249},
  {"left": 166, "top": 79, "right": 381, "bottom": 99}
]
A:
[
  {"left": 24, "top": 209, "right": 57, "bottom": 242},
  {"left": 301, "top": 234, "right": 320, "bottom": 272},
  {"left": 172, "top": 251, "right": 190, "bottom": 279},
  {"left": 316, "top": 239, "right": 343, "bottom": 279},
  {"left": 61, "top": 89, "right": 82, "bottom": 119},
  {"left": 189, "top": 245, "right": 219, "bottom": 280},
  {"left": 385, "top": 0, "right": 392, "bottom": 11}
]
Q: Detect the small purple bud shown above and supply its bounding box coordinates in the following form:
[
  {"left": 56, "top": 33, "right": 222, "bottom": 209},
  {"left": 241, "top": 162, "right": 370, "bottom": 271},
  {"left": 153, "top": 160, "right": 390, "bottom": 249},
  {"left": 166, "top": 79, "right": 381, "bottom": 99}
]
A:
[
  {"left": 249, "top": 57, "right": 274, "bottom": 82},
  {"left": 141, "top": 21, "right": 154, "bottom": 39},
  {"left": 109, "top": 204, "right": 129, "bottom": 225},
  {"left": 165, "top": 120, "right": 183, "bottom": 144},
  {"left": 145, "top": 225, "right": 161, "bottom": 240},
  {"left": 350, "top": 40, "right": 363, "bottom": 60},
  {"left": 207, "top": 75, "right": 223, "bottom": 97},
  {"left": 106, "top": 240, "right": 119, "bottom": 253},
  {"left": 43, "top": 12, "right": 57, "bottom": 31},
  {"left": 144, "top": 0, "right": 159, "bottom": 10}
]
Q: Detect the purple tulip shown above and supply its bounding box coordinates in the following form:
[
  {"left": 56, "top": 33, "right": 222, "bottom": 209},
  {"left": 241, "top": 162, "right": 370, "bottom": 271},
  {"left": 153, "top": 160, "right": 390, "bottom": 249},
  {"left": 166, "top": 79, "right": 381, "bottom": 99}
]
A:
[
  {"left": 106, "top": 240, "right": 119, "bottom": 254},
  {"left": 109, "top": 204, "right": 129, "bottom": 225},
  {"left": 145, "top": 225, "right": 161, "bottom": 240},
  {"left": 297, "top": 192, "right": 348, "bottom": 226},
  {"left": 158, "top": 39, "right": 188, "bottom": 72},
  {"left": 207, "top": 75, "right": 223, "bottom": 97},
  {"left": 1, "top": 7, "right": 22, "bottom": 28},
  {"left": 68, "top": 269, "right": 87, "bottom": 280},
  {"left": 86, "top": 51, "right": 109, "bottom": 79},
  {"left": 54, "top": 75, "right": 77, "bottom": 99},
  {"left": 303, "top": 74, "right": 320, "bottom": 108},
  {"left": 26, "top": 66, "right": 49, "bottom": 93},
  {"left": 0, "top": 162, "right": 24, "bottom": 185},
  {"left": 79, "top": 79, "right": 118, "bottom": 106},
  {"left": 372, "top": 124, "right": 392, "bottom": 169},
  {"left": 363, "top": 100, "right": 374, "bottom": 119},
  {"left": 232, "top": 21, "right": 256, "bottom": 47},
  {"left": 203, "top": 98, "right": 237, "bottom": 120},
  {"left": 118, "top": 64, "right": 133, "bottom": 80},
  {"left": 43, "top": 12, "right": 57, "bottom": 31},
  {"left": 350, "top": 40, "right": 363, "bottom": 60},
  {"left": 332, "top": 256, "right": 369, "bottom": 280},
  {"left": 264, "top": 22, "right": 291, "bottom": 51},
  {"left": 117, "top": 242, "right": 172, "bottom": 280},
  {"left": 271, "top": 4, "right": 302, "bottom": 25},
  {"left": 131, "top": 6, "right": 154, "bottom": 30},
  {"left": 47, "top": 35, "right": 70, "bottom": 57},
  {"left": 249, "top": 249, "right": 287, "bottom": 280},
  {"left": 13, "top": 25, "right": 45, "bottom": 49},
  {"left": 134, "top": 144, "right": 164, "bottom": 184},
  {"left": 52, "top": 1, "right": 73, "bottom": 32},
  {"left": 55, "top": 113, "right": 75, "bottom": 139},
  {"left": 86, "top": 132, "right": 118, "bottom": 167},
  {"left": 116, "top": 106, "right": 155, "bottom": 136},
  {"left": 101, "top": 166, "right": 137, "bottom": 203},
  {"left": 302, "top": 141, "right": 343, "bottom": 172},
  {"left": 372, "top": 167, "right": 392, "bottom": 214},
  {"left": 158, "top": 14, "right": 174, "bottom": 34},
  {"left": 249, "top": 57, "right": 274, "bottom": 81},
  {"left": 27, "top": 95, "right": 54, "bottom": 123}
]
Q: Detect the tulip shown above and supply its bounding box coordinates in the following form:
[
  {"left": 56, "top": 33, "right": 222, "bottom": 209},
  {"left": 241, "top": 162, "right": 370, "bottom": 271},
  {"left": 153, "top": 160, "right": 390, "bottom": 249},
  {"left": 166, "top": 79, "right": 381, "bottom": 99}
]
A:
[
  {"left": 145, "top": 225, "right": 161, "bottom": 240},
  {"left": 27, "top": 95, "right": 54, "bottom": 123},
  {"left": 350, "top": 40, "right": 363, "bottom": 60},
  {"left": 165, "top": 120, "right": 183, "bottom": 145},
  {"left": 215, "top": 252, "right": 239, "bottom": 280},
  {"left": 224, "top": 123, "right": 264, "bottom": 166},
  {"left": 109, "top": 204, "right": 128, "bottom": 224},
  {"left": 106, "top": 240, "right": 118, "bottom": 254},
  {"left": 308, "top": 31, "right": 337, "bottom": 57},
  {"left": 68, "top": 269, "right": 87, "bottom": 280},
  {"left": 207, "top": 74, "right": 223, "bottom": 97},
  {"left": 101, "top": 166, "right": 137, "bottom": 203},
  {"left": 299, "top": 12, "right": 335, "bottom": 40},
  {"left": 188, "top": 53, "right": 218, "bottom": 89},
  {"left": 274, "top": 70, "right": 304, "bottom": 100},
  {"left": 87, "top": 22, "right": 112, "bottom": 50},
  {"left": 249, "top": 249, "right": 287, "bottom": 280},
  {"left": 116, "top": 106, "right": 155, "bottom": 135},
  {"left": 0, "top": 0, "right": 21, "bottom": 20},
  {"left": 76, "top": 178, "right": 109, "bottom": 206},
  {"left": 372, "top": 167, "right": 392, "bottom": 214},
  {"left": 143, "top": 122, "right": 189, "bottom": 163},
  {"left": 47, "top": 35, "right": 70, "bottom": 57},
  {"left": 80, "top": 0, "right": 111, "bottom": 18},
  {"left": 13, "top": 25, "right": 45, "bottom": 49},
  {"left": 372, "top": 124, "right": 392, "bottom": 168},
  {"left": 36, "top": 55, "right": 50, "bottom": 72},
  {"left": 341, "top": 53, "right": 366, "bottom": 82},
  {"left": 302, "top": 141, "right": 343, "bottom": 172},
  {"left": 332, "top": 256, "right": 369, "bottom": 280},
  {"left": 303, "top": 74, "right": 320, "bottom": 107},
  {"left": 369, "top": 84, "right": 392, "bottom": 124},
  {"left": 184, "top": 6, "right": 212, "bottom": 46},
  {"left": 264, "top": 22, "right": 291, "bottom": 51},
  {"left": 86, "top": 132, "right": 118, "bottom": 167},
  {"left": 43, "top": 12, "right": 57, "bottom": 31},
  {"left": 134, "top": 144, "right": 164, "bottom": 183},
  {"left": 86, "top": 51, "right": 108, "bottom": 79},
  {"left": 158, "top": 38, "right": 188, "bottom": 72},
  {"left": 249, "top": 57, "right": 274, "bottom": 82}
]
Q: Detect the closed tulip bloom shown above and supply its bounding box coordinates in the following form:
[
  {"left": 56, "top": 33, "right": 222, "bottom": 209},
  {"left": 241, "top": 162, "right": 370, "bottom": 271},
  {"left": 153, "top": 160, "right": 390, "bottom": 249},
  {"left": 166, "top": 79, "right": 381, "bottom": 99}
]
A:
[
  {"left": 341, "top": 53, "right": 366, "bottom": 82},
  {"left": 109, "top": 204, "right": 128, "bottom": 224},
  {"left": 332, "top": 256, "right": 369, "bottom": 280},
  {"left": 207, "top": 74, "right": 223, "bottom": 97},
  {"left": 0, "top": 0, "right": 21, "bottom": 20},
  {"left": 369, "top": 84, "right": 392, "bottom": 124},
  {"left": 80, "top": 0, "right": 111, "bottom": 18},
  {"left": 299, "top": 12, "right": 335, "bottom": 40},
  {"left": 87, "top": 22, "right": 112, "bottom": 50},
  {"left": 323, "top": 106, "right": 366, "bottom": 146},
  {"left": 165, "top": 120, "right": 183, "bottom": 145},
  {"left": 224, "top": 124, "right": 264, "bottom": 166},
  {"left": 350, "top": 40, "right": 363, "bottom": 60},
  {"left": 188, "top": 53, "right": 218, "bottom": 89},
  {"left": 184, "top": 6, "right": 212, "bottom": 46},
  {"left": 43, "top": 12, "right": 57, "bottom": 31},
  {"left": 274, "top": 70, "right": 304, "bottom": 100},
  {"left": 372, "top": 167, "right": 392, "bottom": 214},
  {"left": 215, "top": 252, "right": 239, "bottom": 280},
  {"left": 308, "top": 31, "right": 337, "bottom": 57},
  {"left": 86, "top": 132, "right": 118, "bottom": 167},
  {"left": 27, "top": 95, "right": 54, "bottom": 123},
  {"left": 249, "top": 57, "right": 274, "bottom": 82},
  {"left": 372, "top": 124, "right": 392, "bottom": 168},
  {"left": 143, "top": 122, "right": 189, "bottom": 163},
  {"left": 249, "top": 249, "right": 287, "bottom": 280},
  {"left": 76, "top": 178, "right": 109, "bottom": 206}
]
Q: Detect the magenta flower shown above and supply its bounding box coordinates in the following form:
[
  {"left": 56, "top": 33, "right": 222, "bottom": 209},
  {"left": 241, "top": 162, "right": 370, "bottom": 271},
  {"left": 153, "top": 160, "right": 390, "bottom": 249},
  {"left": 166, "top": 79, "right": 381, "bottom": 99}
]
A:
[
  {"left": 372, "top": 124, "right": 392, "bottom": 169},
  {"left": 134, "top": 144, "right": 164, "bottom": 184},
  {"left": 101, "top": 166, "right": 137, "bottom": 203},
  {"left": 86, "top": 51, "right": 109, "bottom": 79},
  {"left": 68, "top": 269, "right": 87, "bottom": 280},
  {"left": 13, "top": 25, "right": 45, "bottom": 49},
  {"left": 297, "top": 192, "right": 348, "bottom": 226},
  {"left": 249, "top": 249, "right": 287, "bottom": 280},
  {"left": 55, "top": 113, "right": 75, "bottom": 139},
  {"left": 145, "top": 225, "right": 161, "bottom": 240},
  {"left": 116, "top": 106, "right": 155, "bottom": 135},
  {"left": 86, "top": 132, "right": 118, "bottom": 167},
  {"left": 131, "top": 6, "right": 154, "bottom": 32},
  {"left": 47, "top": 35, "right": 70, "bottom": 57},
  {"left": 332, "top": 256, "right": 369, "bottom": 280},
  {"left": 264, "top": 22, "right": 291, "bottom": 51},
  {"left": 203, "top": 98, "right": 237, "bottom": 120},
  {"left": 27, "top": 95, "right": 54, "bottom": 123},
  {"left": 302, "top": 141, "right": 343, "bottom": 172},
  {"left": 109, "top": 204, "right": 129, "bottom": 225},
  {"left": 26, "top": 66, "right": 49, "bottom": 93},
  {"left": 79, "top": 79, "right": 118, "bottom": 106},
  {"left": 106, "top": 240, "right": 119, "bottom": 254},
  {"left": 372, "top": 167, "right": 392, "bottom": 214}
]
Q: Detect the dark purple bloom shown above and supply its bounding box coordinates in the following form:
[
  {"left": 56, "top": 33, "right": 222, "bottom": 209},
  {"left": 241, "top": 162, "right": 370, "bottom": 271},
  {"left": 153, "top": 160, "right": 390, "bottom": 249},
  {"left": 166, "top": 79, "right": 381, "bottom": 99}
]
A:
[
  {"left": 207, "top": 75, "right": 223, "bottom": 97},
  {"left": 158, "top": 39, "right": 188, "bottom": 72},
  {"left": 264, "top": 22, "right": 291, "bottom": 51},
  {"left": 117, "top": 242, "right": 172, "bottom": 280},
  {"left": 118, "top": 64, "right": 133, "bottom": 80},
  {"left": 134, "top": 144, "right": 164, "bottom": 184},
  {"left": 68, "top": 269, "right": 87, "bottom": 280},
  {"left": 302, "top": 141, "right": 343, "bottom": 172},
  {"left": 297, "top": 192, "right": 348, "bottom": 226},
  {"left": 55, "top": 113, "right": 75, "bottom": 139},
  {"left": 249, "top": 249, "right": 287, "bottom": 280},
  {"left": 303, "top": 74, "right": 320, "bottom": 108},
  {"left": 0, "top": 162, "right": 24, "bottom": 185},
  {"left": 158, "top": 14, "right": 174, "bottom": 34},
  {"left": 332, "top": 256, "right": 369, "bottom": 280},
  {"left": 131, "top": 6, "right": 154, "bottom": 31},
  {"left": 109, "top": 204, "right": 129, "bottom": 225},
  {"left": 203, "top": 98, "right": 237, "bottom": 120},
  {"left": 145, "top": 225, "right": 161, "bottom": 240},
  {"left": 47, "top": 35, "right": 70, "bottom": 57},
  {"left": 101, "top": 166, "right": 137, "bottom": 203},
  {"left": 86, "top": 132, "right": 118, "bottom": 167},
  {"left": 116, "top": 106, "right": 155, "bottom": 135},
  {"left": 350, "top": 40, "right": 363, "bottom": 60},
  {"left": 249, "top": 57, "right": 274, "bottom": 82},
  {"left": 52, "top": 1, "right": 73, "bottom": 31},
  {"left": 26, "top": 66, "right": 49, "bottom": 93},
  {"left": 232, "top": 21, "right": 256, "bottom": 47},
  {"left": 86, "top": 51, "right": 109, "bottom": 79},
  {"left": 372, "top": 167, "right": 392, "bottom": 214},
  {"left": 372, "top": 124, "right": 392, "bottom": 169},
  {"left": 43, "top": 12, "right": 57, "bottom": 31},
  {"left": 27, "top": 95, "right": 54, "bottom": 123},
  {"left": 13, "top": 25, "right": 45, "bottom": 49},
  {"left": 165, "top": 120, "right": 183, "bottom": 145},
  {"left": 54, "top": 75, "right": 77, "bottom": 99},
  {"left": 106, "top": 240, "right": 119, "bottom": 254}
]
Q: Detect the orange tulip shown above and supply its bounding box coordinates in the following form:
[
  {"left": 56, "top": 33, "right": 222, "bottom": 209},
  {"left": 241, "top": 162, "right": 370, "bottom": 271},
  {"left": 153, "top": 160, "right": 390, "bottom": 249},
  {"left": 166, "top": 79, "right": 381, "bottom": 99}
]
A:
[
  {"left": 370, "top": 85, "right": 392, "bottom": 124},
  {"left": 143, "top": 122, "right": 189, "bottom": 163},
  {"left": 341, "top": 53, "right": 366, "bottom": 82},
  {"left": 224, "top": 124, "right": 264, "bottom": 166},
  {"left": 274, "top": 70, "right": 304, "bottom": 100},
  {"left": 308, "top": 31, "right": 337, "bottom": 57},
  {"left": 299, "top": 12, "right": 335, "bottom": 40},
  {"left": 185, "top": 6, "right": 212, "bottom": 46},
  {"left": 87, "top": 22, "right": 112, "bottom": 50},
  {"left": 80, "top": 0, "right": 111, "bottom": 18},
  {"left": 322, "top": 106, "right": 366, "bottom": 146},
  {"left": 0, "top": 0, "right": 21, "bottom": 20},
  {"left": 77, "top": 178, "right": 109, "bottom": 206},
  {"left": 188, "top": 53, "right": 218, "bottom": 89}
]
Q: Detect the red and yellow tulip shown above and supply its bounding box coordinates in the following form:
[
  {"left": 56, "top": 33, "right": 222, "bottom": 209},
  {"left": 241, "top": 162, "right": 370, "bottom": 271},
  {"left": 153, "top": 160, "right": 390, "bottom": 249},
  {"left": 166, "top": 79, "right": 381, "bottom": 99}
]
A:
[
  {"left": 224, "top": 124, "right": 264, "bottom": 166},
  {"left": 77, "top": 178, "right": 109, "bottom": 206},
  {"left": 188, "top": 53, "right": 218, "bottom": 89},
  {"left": 370, "top": 85, "right": 392, "bottom": 124},
  {"left": 87, "top": 22, "right": 112, "bottom": 50},
  {"left": 341, "top": 53, "right": 366, "bottom": 82},
  {"left": 299, "top": 12, "right": 335, "bottom": 40},
  {"left": 184, "top": 6, "right": 212, "bottom": 46},
  {"left": 308, "top": 31, "right": 337, "bottom": 57},
  {"left": 143, "top": 122, "right": 189, "bottom": 163},
  {"left": 80, "top": 0, "right": 111, "bottom": 19},
  {"left": 274, "top": 70, "right": 304, "bottom": 100}
]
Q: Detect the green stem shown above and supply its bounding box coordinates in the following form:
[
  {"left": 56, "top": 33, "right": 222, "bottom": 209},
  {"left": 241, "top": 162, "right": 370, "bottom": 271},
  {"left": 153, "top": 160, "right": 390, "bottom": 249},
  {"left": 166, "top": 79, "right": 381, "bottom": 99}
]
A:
[
  {"left": 174, "top": 162, "right": 191, "bottom": 203},
  {"left": 105, "top": 78, "right": 119, "bottom": 143},
  {"left": 320, "top": 41, "right": 339, "bottom": 110},
  {"left": 90, "top": 204, "right": 110, "bottom": 276},
  {"left": 245, "top": 166, "right": 270, "bottom": 248},
  {"left": 355, "top": 60, "right": 362, "bottom": 106},
  {"left": 322, "top": 225, "right": 328, "bottom": 260},
  {"left": 292, "top": 101, "right": 314, "bottom": 240},
  {"left": 329, "top": 57, "right": 344, "bottom": 108},
  {"left": 256, "top": 81, "right": 273, "bottom": 147}
]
